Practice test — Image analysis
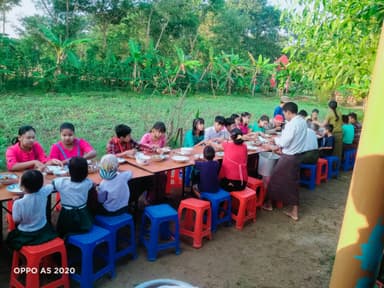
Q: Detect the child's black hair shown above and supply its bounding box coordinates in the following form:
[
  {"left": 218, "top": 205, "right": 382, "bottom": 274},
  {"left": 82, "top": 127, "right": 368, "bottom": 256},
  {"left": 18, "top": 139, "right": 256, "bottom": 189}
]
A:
[
  {"left": 151, "top": 121, "right": 166, "bottom": 133},
  {"left": 69, "top": 157, "right": 88, "bottom": 183},
  {"left": 214, "top": 116, "right": 225, "bottom": 125},
  {"left": 11, "top": 125, "right": 36, "bottom": 145},
  {"left": 231, "top": 113, "right": 239, "bottom": 120},
  {"left": 282, "top": 102, "right": 298, "bottom": 114},
  {"left": 348, "top": 112, "right": 358, "bottom": 121},
  {"left": 192, "top": 118, "right": 205, "bottom": 137},
  {"left": 115, "top": 124, "right": 132, "bottom": 138},
  {"left": 203, "top": 145, "right": 215, "bottom": 161},
  {"left": 20, "top": 170, "right": 43, "bottom": 193},
  {"left": 298, "top": 110, "right": 308, "bottom": 118},
  {"left": 342, "top": 114, "right": 349, "bottom": 124},
  {"left": 259, "top": 115, "right": 270, "bottom": 122},
  {"left": 325, "top": 124, "right": 334, "bottom": 133},
  {"left": 225, "top": 117, "right": 235, "bottom": 127},
  {"left": 60, "top": 122, "right": 75, "bottom": 132},
  {"left": 312, "top": 108, "right": 319, "bottom": 114},
  {"left": 230, "top": 128, "right": 244, "bottom": 145}
]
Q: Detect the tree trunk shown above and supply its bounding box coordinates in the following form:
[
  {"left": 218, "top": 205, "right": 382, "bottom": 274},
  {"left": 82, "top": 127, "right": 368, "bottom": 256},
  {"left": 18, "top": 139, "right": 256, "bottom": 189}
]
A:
[
  {"left": 2, "top": 8, "right": 5, "bottom": 35},
  {"left": 145, "top": 7, "right": 153, "bottom": 50},
  {"left": 154, "top": 19, "right": 169, "bottom": 50},
  {"left": 65, "top": 0, "right": 69, "bottom": 40}
]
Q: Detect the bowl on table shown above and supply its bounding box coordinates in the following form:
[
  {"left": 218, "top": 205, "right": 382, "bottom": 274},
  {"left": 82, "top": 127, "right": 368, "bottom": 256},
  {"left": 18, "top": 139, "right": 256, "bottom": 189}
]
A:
[
  {"left": 171, "top": 155, "right": 190, "bottom": 163},
  {"left": 194, "top": 153, "right": 204, "bottom": 160},
  {"left": 7, "top": 184, "right": 23, "bottom": 194},
  {"left": 0, "top": 174, "right": 18, "bottom": 185},
  {"left": 54, "top": 167, "right": 69, "bottom": 177},
  {"left": 135, "top": 153, "right": 151, "bottom": 165},
  {"left": 151, "top": 154, "right": 167, "bottom": 162},
  {"left": 178, "top": 147, "right": 193, "bottom": 156},
  {"left": 216, "top": 151, "right": 224, "bottom": 157},
  {"left": 159, "top": 147, "right": 172, "bottom": 154}
]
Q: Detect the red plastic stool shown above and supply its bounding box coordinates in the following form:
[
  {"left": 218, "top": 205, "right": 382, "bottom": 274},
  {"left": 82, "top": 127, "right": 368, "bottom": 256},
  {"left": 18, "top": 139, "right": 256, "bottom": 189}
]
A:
[
  {"left": 246, "top": 177, "right": 266, "bottom": 207},
  {"left": 178, "top": 198, "right": 212, "bottom": 248},
  {"left": 10, "top": 237, "right": 69, "bottom": 288},
  {"left": 316, "top": 158, "right": 328, "bottom": 185},
  {"left": 7, "top": 200, "right": 15, "bottom": 231},
  {"left": 230, "top": 187, "right": 257, "bottom": 230},
  {"left": 165, "top": 169, "right": 183, "bottom": 195}
]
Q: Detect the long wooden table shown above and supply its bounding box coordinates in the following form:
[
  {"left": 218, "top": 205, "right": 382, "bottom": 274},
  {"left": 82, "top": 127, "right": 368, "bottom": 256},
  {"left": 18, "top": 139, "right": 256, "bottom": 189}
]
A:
[{"left": 0, "top": 163, "right": 154, "bottom": 242}]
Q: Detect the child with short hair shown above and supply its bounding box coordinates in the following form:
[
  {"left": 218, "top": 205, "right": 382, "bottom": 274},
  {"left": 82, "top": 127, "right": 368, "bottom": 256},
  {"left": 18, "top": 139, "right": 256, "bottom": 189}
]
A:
[
  {"left": 6, "top": 170, "right": 57, "bottom": 250},
  {"left": 49, "top": 122, "right": 96, "bottom": 165},
  {"left": 192, "top": 145, "right": 220, "bottom": 198},
  {"left": 96, "top": 154, "right": 133, "bottom": 215},
  {"left": 204, "top": 115, "right": 228, "bottom": 141},
  {"left": 107, "top": 124, "right": 141, "bottom": 157},
  {"left": 319, "top": 124, "right": 335, "bottom": 158},
  {"left": 251, "top": 115, "right": 270, "bottom": 133},
  {"left": 54, "top": 157, "right": 94, "bottom": 238},
  {"left": 140, "top": 121, "right": 167, "bottom": 151}
]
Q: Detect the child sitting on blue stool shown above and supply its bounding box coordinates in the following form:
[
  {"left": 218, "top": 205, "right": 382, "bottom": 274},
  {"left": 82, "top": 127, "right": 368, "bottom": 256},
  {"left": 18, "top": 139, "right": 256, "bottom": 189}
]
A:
[
  {"left": 54, "top": 157, "right": 94, "bottom": 238},
  {"left": 192, "top": 145, "right": 220, "bottom": 198},
  {"left": 96, "top": 154, "right": 132, "bottom": 215}
]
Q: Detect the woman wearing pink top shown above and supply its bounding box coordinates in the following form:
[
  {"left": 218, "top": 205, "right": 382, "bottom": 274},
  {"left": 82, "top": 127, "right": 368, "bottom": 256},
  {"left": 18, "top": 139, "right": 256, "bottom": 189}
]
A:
[
  {"left": 6, "top": 126, "right": 61, "bottom": 171},
  {"left": 218, "top": 128, "right": 248, "bottom": 191},
  {"left": 49, "top": 122, "right": 96, "bottom": 164},
  {"left": 140, "top": 121, "right": 167, "bottom": 151}
]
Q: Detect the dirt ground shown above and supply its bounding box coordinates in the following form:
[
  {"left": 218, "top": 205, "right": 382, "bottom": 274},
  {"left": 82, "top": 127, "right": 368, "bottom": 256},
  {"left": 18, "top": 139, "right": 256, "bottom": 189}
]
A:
[{"left": 0, "top": 171, "right": 351, "bottom": 288}]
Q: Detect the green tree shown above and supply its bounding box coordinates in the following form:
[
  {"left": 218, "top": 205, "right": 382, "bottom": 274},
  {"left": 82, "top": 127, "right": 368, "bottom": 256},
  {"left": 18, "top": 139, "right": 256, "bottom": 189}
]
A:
[{"left": 283, "top": 0, "right": 384, "bottom": 101}]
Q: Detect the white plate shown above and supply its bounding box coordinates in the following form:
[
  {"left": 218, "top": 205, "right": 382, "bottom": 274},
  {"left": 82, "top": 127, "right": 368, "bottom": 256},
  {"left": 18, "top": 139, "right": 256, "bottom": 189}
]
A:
[
  {"left": 7, "top": 184, "right": 23, "bottom": 193},
  {"left": 46, "top": 165, "right": 64, "bottom": 173},
  {"left": 160, "top": 147, "right": 171, "bottom": 154},
  {"left": 151, "top": 154, "right": 167, "bottom": 162},
  {"left": 0, "top": 174, "right": 18, "bottom": 180},
  {"left": 194, "top": 153, "right": 203, "bottom": 160},
  {"left": 216, "top": 151, "right": 224, "bottom": 157},
  {"left": 117, "top": 157, "right": 127, "bottom": 164},
  {"left": 171, "top": 155, "right": 190, "bottom": 163},
  {"left": 247, "top": 145, "right": 259, "bottom": 151}
]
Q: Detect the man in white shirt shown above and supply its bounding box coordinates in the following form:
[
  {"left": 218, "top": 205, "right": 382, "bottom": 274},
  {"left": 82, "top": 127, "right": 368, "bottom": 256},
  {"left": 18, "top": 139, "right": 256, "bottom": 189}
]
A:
[{"left": 264, "top": 102, "right": 307, "bottom": 221}]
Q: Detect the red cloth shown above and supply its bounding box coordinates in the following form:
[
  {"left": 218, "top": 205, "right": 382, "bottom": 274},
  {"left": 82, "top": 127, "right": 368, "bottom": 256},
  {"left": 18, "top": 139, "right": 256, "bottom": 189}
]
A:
[
  {"left": 6, "top": 142, "right": 48, "bottom": 170},
  {"left": 49, "top": 138, "right": 94, "bottom": 161},
  {"left": 219, "top": 142, "right": 248, "bottom": 183}
]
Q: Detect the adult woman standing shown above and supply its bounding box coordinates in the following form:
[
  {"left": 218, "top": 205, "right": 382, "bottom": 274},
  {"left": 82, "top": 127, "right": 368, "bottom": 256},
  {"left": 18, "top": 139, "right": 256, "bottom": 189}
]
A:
[{"left": 323, "top": 100, "right": 343, "bottom": 159}]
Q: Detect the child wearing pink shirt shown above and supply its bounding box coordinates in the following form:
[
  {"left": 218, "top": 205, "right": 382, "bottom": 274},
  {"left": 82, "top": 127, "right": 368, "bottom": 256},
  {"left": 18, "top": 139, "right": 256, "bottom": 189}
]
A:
[
  {"left": 5, "top": 125, "right": 61, "bottom": 232},
  {"left": 140, "top": 121, "right": 167, "bottom": 151},
  {"left": 49, "top": 122, "right": 96, "bottom": 164},
  {"left": 6, "top": 126, "right": 61, "bottom": 171}
]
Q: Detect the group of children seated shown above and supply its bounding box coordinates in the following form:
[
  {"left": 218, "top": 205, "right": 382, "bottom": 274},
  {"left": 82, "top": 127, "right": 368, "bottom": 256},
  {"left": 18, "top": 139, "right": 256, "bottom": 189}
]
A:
[{"left": 4, "top": 104, "right": 361, "bottom": 251}]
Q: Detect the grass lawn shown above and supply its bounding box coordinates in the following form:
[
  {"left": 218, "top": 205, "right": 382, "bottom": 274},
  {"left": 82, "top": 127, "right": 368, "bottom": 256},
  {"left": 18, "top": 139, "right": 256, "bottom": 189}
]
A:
[{"left": 0, "top": 91, "right": 362, "bottom": 170}]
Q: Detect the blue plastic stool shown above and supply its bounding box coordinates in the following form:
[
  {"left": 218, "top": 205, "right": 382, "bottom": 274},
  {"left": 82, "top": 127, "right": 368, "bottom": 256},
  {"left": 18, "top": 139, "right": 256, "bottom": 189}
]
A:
[
  {"left": 95, "top": 213, "right": 137, "bottom": 261},
  {"left": 140, "top": 204, "right": 181, "bottom": 261},
  {"left": 324, "top": 156, "right": 340, "bottom": 179},
  {"left": 200, "top": 189, "right": 232, "bottom": 232},
  {"left": 342, "top": 149, "right": 357, "bottom": 171},
  {"left": 66, "top": 225, "right": 115, "bottom": 288},
  {"left": 299, "top": 164, "right": 316, "bottom": 190}
]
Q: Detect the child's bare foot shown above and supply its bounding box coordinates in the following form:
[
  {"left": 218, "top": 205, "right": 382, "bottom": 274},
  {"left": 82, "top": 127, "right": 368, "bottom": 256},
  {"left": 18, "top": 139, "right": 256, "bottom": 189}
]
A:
[
  {"left": 262, "top": 204, "right": 273, "bottom": 211},
  {"left": 283, "top": 210, "right": 298, "bottom": 221}
]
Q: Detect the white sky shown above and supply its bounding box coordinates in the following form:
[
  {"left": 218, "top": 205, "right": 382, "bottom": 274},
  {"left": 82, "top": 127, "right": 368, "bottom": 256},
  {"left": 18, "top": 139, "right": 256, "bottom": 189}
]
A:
[{"left": 5, "top": 0, "right": 290, "bottom": 38}]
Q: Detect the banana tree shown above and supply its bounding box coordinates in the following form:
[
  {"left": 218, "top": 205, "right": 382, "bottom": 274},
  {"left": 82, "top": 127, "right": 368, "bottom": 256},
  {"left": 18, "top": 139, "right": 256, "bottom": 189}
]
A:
[
  {"left": 248, "top": 52, "right": 276, "bottom": 96},
  {"left": 216, "top": 51, "right": 249, "bottom": 95},
  {"left": 163, "top": 46, "right": 200, "bottom": 94},
  {"left": 36, "top": 25, "right": 90, "bottom": 83}
]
